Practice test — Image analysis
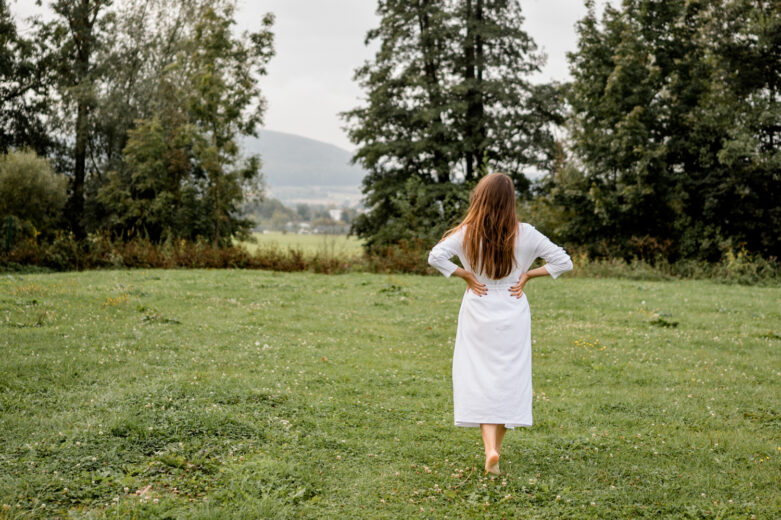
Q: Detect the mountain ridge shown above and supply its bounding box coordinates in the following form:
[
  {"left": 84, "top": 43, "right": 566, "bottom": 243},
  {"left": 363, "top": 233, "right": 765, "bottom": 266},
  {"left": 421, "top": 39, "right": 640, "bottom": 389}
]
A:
[{"left": 243, "top": 129, "right": 366, "bottom": 189}]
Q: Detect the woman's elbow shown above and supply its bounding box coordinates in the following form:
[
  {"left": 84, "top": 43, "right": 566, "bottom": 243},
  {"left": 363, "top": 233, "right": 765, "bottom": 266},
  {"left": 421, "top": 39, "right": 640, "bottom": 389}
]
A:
[
  {"left": 427, "top": 250, "right": 438, "bottom": 268},
  {"left": 551, "top": 256, "right": 573, "bottom": 277},
  {"left": 428, "top": 252, "right": 449, "bottom": 271}
]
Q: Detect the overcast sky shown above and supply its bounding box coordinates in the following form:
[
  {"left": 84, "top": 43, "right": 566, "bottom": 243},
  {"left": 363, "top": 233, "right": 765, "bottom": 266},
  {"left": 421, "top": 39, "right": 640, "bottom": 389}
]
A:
[{"left": 12, "top": 0, "right": 614, "bottom": 151}]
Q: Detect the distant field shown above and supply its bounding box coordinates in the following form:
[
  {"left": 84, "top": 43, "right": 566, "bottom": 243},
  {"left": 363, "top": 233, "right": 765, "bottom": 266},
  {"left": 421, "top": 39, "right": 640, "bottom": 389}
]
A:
[
  {"left": 238, "top": 232, "right": 364, "bottom": 256},
  {"left": 1, "top": 270, "right": 779, "bottom": 518}
]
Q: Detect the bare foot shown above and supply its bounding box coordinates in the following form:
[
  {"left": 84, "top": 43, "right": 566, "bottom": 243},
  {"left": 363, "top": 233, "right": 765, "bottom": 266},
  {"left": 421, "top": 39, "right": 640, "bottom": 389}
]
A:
[{"left": 485, "top": 450, "right": 500, "bottom": 475}]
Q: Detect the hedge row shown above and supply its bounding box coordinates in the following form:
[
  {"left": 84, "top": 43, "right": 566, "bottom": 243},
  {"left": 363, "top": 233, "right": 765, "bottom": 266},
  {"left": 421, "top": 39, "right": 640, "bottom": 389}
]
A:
[{"left": 1, "top": 234, "right": 778, "bottom": 286}]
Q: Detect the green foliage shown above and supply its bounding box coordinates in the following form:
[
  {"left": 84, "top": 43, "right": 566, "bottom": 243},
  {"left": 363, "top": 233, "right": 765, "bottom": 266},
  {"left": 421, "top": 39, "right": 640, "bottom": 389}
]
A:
[
  {"left": 0, "top": 0, "right": 56, "bottom": 155},
  {"left": 0, "top": 150, "right": 67, "bottom": 237},
  {"left": 0, "top": 270, "right": 778, "bottom": 517},
  {"left": 352, "top": 176, "right": 469, "bottom": 251},
  {"left": 97, "top": 116, "right": 212, "bottom": 243},
  {"left": 179, "top": 3, "right": 274, "bottom": 246},
  {"left": 20, "top": 0, "right": 274, "bottom": 247},
  {"left": 552, "top": 0, "right": 780, "bottom": 261},
  {"left": 565, "top": 247, "right": 779, "bottom": 286},
  {"left": 343, "top": 0, "right": 563, "bottom": 251},
  {"left": 92, "top": 1, "right": 275, "bottom": 246},
  {"left": 83, "top": 0, "right": 209, "bottom": 186},
  {"left": 295, "top": 204, "right": 311, "bottom": 221},
  {"left": 3, "top": 0, "right": 775, "bottom": 268},
  {"left": 36, "top": 0, "right": 115, "bottom": 237}
]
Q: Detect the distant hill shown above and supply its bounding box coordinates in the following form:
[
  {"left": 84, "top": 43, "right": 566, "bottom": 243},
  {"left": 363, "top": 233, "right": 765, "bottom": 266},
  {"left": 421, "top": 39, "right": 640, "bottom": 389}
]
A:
[{"left": 243, "top": 130, "right": 366, "bottom": 188}]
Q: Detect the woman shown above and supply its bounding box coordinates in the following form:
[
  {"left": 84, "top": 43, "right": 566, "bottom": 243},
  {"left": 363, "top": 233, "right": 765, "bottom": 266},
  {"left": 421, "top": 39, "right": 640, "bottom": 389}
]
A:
[{"left": 427, "top": 172, "right": 573, "bottom": 475}]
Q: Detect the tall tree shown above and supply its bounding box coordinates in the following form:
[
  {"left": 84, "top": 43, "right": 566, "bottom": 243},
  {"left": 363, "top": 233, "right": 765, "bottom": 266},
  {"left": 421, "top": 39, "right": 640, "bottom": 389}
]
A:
[
  {"left": 343, "top": 0, "right": 459, "bottom": 251},
  {"left": 85, "top": 0, "right": 224, "bottom": 233},
  {"left": 183, "top": 3, "right": 274, "bottom": 246},
  {"left": 453, "top": 0, "right": 563, "bottom": 191},
  {"left": 343, "top": 0, "right": 562, "bottom": 250},
  {"left": 556, "top": 0, "right": 779, "bottom": 260},
  {"left": 86, "top": 0, "right": 216, "bottom": 186},
  {"left": 37, "top": 0, "right": 114, "bottom": 238}
]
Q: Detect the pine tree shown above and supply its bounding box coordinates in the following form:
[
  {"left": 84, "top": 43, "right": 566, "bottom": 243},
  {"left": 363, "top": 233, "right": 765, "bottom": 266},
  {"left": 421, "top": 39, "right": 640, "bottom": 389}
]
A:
[{"left": 343, "top": 0, "right": 562, "bottom": 250}]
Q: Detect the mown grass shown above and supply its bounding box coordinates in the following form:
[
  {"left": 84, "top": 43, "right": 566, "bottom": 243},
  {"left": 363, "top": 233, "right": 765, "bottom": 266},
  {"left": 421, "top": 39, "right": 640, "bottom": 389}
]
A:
[
  {"left": 239, "top": 232, "right": 364, "bottom": 256},
  {"left": 0, "top": 270, "right": 778, "bottom": 519}
]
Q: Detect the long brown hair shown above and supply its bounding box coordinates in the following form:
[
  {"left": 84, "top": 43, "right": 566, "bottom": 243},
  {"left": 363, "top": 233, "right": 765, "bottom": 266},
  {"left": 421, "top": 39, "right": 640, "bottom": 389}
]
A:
[{"left": 441, "top": 172, "right": 518, "bottom": 279}]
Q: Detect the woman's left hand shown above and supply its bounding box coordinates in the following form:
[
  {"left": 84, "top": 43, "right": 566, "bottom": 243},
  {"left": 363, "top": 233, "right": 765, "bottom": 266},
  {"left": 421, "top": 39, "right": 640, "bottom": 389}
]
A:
[{"left": 509, "top": 273, "right": 528, "bottom": 299}]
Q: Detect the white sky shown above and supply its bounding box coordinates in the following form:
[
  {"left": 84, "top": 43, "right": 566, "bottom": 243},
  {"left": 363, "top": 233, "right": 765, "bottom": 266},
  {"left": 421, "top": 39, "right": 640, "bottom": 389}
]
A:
[{"left": 12, "top": 0, "right": 614, "bottom": 151}]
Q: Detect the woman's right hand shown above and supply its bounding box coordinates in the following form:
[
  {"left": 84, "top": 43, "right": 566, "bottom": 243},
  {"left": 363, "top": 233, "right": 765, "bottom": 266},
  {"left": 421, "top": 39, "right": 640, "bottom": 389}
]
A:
[{"left": 453, "top": 267, "right": 487, "bottom": 296}]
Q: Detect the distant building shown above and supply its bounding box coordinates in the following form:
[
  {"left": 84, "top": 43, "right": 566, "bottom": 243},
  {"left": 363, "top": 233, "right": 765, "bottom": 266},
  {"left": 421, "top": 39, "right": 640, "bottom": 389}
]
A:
[{"left": 328, "top": 209, "right": 342, "bottom": 222}]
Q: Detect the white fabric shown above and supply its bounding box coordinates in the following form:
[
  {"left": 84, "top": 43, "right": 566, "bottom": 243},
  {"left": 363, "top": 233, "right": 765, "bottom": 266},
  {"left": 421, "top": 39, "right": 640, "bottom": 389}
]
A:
[{"left": 427, "top": 222, "right": 573, "bottom": 428}]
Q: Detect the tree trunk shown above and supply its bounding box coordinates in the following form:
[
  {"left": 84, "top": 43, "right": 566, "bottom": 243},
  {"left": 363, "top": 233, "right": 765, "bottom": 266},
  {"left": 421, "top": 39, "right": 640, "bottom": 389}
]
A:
[
  {"left": 417, "top": 1, "right": 450, "bottom": 183},
  {"left": 463, "top": 0, "right": 485, "bottom": 181},
  {"left": 66, "top": 0, "right": 95, "bottom": 239},
  {"left": 464, "top": 0, "right": 475, "bottom": 181},
  {"left": 212, "top": 131, "right": 221, "bottom": 248},
  {"left": 474, "top": 0, "right": 485, "bottom": 174},
  {"left": 71, "top": 100, "right": 88, "bottom": 238}
]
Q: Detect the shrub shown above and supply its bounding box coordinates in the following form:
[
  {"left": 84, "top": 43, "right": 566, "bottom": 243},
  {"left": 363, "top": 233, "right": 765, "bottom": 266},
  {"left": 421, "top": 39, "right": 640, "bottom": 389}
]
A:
[
  {"left": 568, "top": 246, "right": 779, "bottom": 286},
  {"left": 365, "top": 239, "right": 433, "bottom": 275},
  {"left": 0, "top": 232, "right": 777, "bottom": 286},
  {"left": 0, "top": 149, "right": 67, "bottom": 238}
]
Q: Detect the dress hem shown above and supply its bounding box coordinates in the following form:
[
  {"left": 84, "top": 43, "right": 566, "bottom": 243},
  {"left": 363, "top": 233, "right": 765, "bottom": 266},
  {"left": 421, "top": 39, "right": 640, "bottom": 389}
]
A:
[{"left": 454, "top": 420, "right": 532, "bottom": 429}]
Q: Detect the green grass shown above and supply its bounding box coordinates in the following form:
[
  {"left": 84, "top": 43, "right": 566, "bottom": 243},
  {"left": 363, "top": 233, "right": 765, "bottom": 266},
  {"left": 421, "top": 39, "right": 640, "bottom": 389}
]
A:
[
  {"left": 1, "top": 270, "right": 779, "bottom": 519},
  {"left": 238, "top": 232, "right": 364, "bottom": 256}
]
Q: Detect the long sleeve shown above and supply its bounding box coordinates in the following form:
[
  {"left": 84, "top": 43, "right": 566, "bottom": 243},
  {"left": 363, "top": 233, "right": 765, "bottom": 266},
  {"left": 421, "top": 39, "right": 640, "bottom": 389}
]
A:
[
  {"left": 428, "top": 230, "right": 463, "bottom": 278},
  {"left": 530, "top": 226, "right": 573, "bottom": 279}
]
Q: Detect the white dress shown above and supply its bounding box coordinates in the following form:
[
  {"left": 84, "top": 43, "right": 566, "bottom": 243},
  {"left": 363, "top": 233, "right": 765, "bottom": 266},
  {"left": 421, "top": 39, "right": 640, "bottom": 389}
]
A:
[{"left": 427, "top": 222, "right": 573, "bottom": 428}]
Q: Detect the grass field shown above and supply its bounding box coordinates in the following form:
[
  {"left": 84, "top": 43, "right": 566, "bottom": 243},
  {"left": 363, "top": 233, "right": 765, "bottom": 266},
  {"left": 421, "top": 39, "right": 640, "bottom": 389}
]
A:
[
  {"left": 1, "top": 269, "right": 779, "bottom": 519},
  {"left": 238, "top": 232, "right": 364, "bottom": 256}
]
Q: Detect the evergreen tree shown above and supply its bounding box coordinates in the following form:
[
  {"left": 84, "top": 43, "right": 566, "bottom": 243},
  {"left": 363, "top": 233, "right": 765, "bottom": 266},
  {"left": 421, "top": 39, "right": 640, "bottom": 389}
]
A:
[
  {"left": 343, "top": 0, "right": 562, "bottom": 250},
  {"left": 453, "top": 0, "right": 563, "bottom": 188}
]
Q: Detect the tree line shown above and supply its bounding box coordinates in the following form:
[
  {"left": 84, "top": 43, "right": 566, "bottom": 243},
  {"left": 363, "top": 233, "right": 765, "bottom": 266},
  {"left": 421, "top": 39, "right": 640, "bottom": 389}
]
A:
[
  {"left": 1, "top": 0, "right": 778, "bottom": 265},
  {"left": 344, "top": 0, "right": 779, "bottom": 261}
]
